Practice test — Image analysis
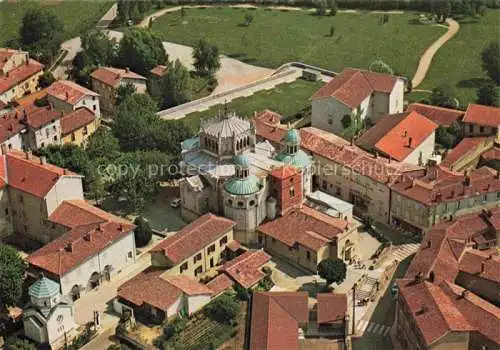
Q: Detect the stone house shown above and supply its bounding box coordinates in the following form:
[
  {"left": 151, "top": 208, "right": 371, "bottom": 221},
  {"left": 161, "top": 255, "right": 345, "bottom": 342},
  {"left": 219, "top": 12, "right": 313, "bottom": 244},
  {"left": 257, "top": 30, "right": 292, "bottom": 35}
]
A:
[
  {"left": 441, "top": 137, "right": 497, "bottom": 173},
  {"left": 59, "top": 107, "right": 99, "bottom": 146},
  {"left": 46, "top": 80, "right": 100, "bottom": 118},
  {"left": 90, "top": 66, "right": 147, "bottom": 114},
  {"left": 311, "top": 68, "right": 405, "bottom": 137},
  {"left": 150, "top": 213, "right": 236, "bottom": 279},
  {"left": 0, "top": 48, "right": 44, "bottom": 104},
  {"left": 462, "top": 104, "right": 499, "bottom": 139}
]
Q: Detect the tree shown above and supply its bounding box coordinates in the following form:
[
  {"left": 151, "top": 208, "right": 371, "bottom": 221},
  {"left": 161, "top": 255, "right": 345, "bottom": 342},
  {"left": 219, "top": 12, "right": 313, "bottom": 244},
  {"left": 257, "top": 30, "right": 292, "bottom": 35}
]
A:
[
  {"left": 244, "top": 13, "right": 254, "bottom": 26},
  {"left": 436, "top": 126, "right": 457, "bottom": 149},
  {"left": 37, "top": 71, "right": 55, "bottom": 88},
  {"left": 81, "top": 30, "right": 118, "bottom": 67},
  {"left": 481, "top": 41, "right": 500, "bottom": 84},
  {"left": 368, "top": 60, "right": 394, "bottom": 75},
  {"left": 4, "top": 337, "right": 36, "bottom": 350},
  {"left": 316, "top": 0, "right": 327, "bottom": 15},
  {"left": 0, "top": 245, "right": 26, "bottom": 309},
  {"left": 117, "top": 29, "right": 167, "bottom": 76},
  {"left": 134, "top": 216, "right": 153, "bottom": 247},
  {"left": 86, "top": 128, "right": 121, "bottom": 161},
  {"left": 341, "top": 114, "right": 351, "bottom": 129},
  {"left": 19, "top": 8, "right": 63, "bottom": 46},
  {"left": 160, "top": 60, "right": 192, "bottom": 107},
  {"left": 430, "top": 84, "right": 457, "bottom": 108},
  {"left": 204, "top": 293, "right": 239, "bottom": 324},
  {"left": 477, "top": 80, "right": 499, "bottom": 106},
  {"left": 116, "top": 82, "right": 137, "bottom": 106},
  {"left": 328, "top": 0, "right": 338, "bottom": 15},
  {"left": 317, "top": 258, "right": 346, "bottom": 285},
  {"left": 192, "top": 39, "right": 221, "bottom": 77},
  {"left": 234, "top": 284, "right": 250, "bottom": 301}
]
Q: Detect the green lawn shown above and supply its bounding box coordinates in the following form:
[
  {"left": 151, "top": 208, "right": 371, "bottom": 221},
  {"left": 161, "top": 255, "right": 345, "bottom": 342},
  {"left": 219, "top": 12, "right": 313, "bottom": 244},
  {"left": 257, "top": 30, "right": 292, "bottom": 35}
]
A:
[
  {"left": 181, "top": 78, "right": 323, "bottom": 129},
  {"left": 419, "top": 10, "right": 500, "bottom": 105},
  {"left": 153, "top": 7, "right": 444, "bottom": 78},
  {"left": 0, "top": 1, "right": 113, "bottom": 45}
]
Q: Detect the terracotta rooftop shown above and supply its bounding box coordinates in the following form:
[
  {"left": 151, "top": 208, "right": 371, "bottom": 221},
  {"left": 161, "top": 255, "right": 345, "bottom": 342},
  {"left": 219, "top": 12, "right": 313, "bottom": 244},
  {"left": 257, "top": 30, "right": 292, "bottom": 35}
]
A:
[
  {"left": 206, "top": 273, "right": 234, "bottom": 296},
  {"left": 14, "top": 89, "right": 48, "bottom": 107},
  {"left": 4, "top": 150, "right": 79, "bottom": 198},
  {"left": 219, "top": 250, "right": 271, "bottom": 289},
  {"left": 357, "top": 111, "right": 438, "bottom": 162},
  {"left": 24, "top": 105, "right": 62, "bottom": 129},
  {"left": 252, "top": 109, "right": 287, "bottom": 144},
  {"left": 458, "top": 250, "right": 500, "bottom": 283},
  {"left": 60, "top": 107, "right": 96, "bottom": 135},
  {"left": 391, "top": 165, "right": 500, "bottom": 206},
  {"left": 0, "top": 108, "right": 27, "bottom": 143},
  {"left": 225, "top": 240, "right": 242, "bottom": 252},
  {"left": 441, "top": 137, "right": 494, "bottom": 169},
  {"left": 312, "top": 68, "right": 400, "bottom": 108},
  {"left": 46, "top": 80, "right": 98, "bottom": 105},
  {"left": 162, "top": 275, "right": 213, "bottom": 296},
  {"left": 480, "top": 145, "right": 500, "bottom": 162},
  {"left": 250, "top": 292, "right": 309, "bottom": 350},
  {"left": 406, "top": 103, "right": 464, "bottom": 127},
  {"left": 151, "top": 213, "right": 236, "bottom": 264},
  {"left": 258, "top": 205, "right": 349, "bottom": 252},
  {"left": 463, "top": 104, "right": 500, "bottom": 128},
  {"left": 0, "top": 58, "right": 43, "bottom": 95},
  {"left": 91, "top": 66, "right": 147, "bottom": 88},
  {"left": 270, "top": 165, "right": 299, "bottom": 180},
  {"left": 398, "top": 280, "right": 475, "bottom": 346},
  {"left": 150, "top": 64, "right": 168, "bottom": 77},
  {"left": 316, "top": 293, "right": 347, "bottom": 324}
]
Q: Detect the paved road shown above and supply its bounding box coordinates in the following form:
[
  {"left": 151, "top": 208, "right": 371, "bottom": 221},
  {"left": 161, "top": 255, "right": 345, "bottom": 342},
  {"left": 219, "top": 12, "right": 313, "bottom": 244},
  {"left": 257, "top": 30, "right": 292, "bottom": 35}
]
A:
[
  {"left": 53, "top": 4, "right": 118, "bottom": 79},
  {"left": 411, "top": 18, "right": 459, "bottom": 88}
]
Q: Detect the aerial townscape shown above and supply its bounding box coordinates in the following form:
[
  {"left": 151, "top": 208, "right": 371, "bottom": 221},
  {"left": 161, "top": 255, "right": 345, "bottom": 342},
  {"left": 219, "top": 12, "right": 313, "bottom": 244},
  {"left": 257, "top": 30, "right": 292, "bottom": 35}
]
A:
[{"left": 0, "top": 1, "right": 499, "bottom": 350}]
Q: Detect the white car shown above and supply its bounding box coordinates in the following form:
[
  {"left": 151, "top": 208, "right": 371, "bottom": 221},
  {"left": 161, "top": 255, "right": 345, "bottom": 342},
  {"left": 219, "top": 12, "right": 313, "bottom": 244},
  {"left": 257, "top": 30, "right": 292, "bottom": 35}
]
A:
[{"left": 170, "top": 198, "right": 181, "bottom": 208}]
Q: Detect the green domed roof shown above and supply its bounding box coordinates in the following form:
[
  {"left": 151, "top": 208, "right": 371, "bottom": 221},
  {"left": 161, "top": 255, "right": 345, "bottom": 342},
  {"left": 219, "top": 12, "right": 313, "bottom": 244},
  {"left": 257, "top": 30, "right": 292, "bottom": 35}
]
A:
[
  {"left": 275, "top": 150, "right": 311, "bottom": 168},
  {"left": 224, "top": 176, "right": 260, "bottom": 195},
  {"left": 233, "top": 154, "right": 250, "bottom": 167},
  {"left": 283, "top": 129, "right": 300, "bottom": 145},
  {"left": 29, "top": 277, "right": 60, "bottom": 299}
]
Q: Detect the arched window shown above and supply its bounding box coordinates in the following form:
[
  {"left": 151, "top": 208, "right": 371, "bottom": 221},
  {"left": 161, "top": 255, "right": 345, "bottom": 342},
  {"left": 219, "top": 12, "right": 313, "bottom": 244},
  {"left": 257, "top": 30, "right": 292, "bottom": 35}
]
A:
[{"left": 237, "top": 201, "right": 244, "bottom": 207}]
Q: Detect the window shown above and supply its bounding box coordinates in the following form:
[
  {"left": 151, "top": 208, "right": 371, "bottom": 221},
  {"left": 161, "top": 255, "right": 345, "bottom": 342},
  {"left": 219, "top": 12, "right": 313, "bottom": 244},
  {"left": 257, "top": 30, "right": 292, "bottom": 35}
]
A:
[
  {"left": 328, "top": 119, "right": 333, "bottom": 125},
  {"left": 469, "top": 125, "right": 473, "bottom": 133},
  {"left": 237, "top": 201, "right": 244, "bottom": 207},
  {"left": 41, "top": 142, "right": 45, "bottom": 148},
  {"left": 207, "top": 244, "right": 215, "bottom": 254},
  {"left": 4, "top": 208, "right": 8, "bottom": 216},
  {"left": 127, "top": 251, "right": 133, "bottom": 258},
  {"left": 480, "top": 126, "right": 485, "bottom": 133},
  {"left": 53, "top": 135, "right": 57, "bottom": 141},
  {"left": 19, "top": 194, "right": 23, "bottom": 203},
  {"left": 53, "top": 125, "right": 57, "bottom": 132},
  {"left": 71, "top": 133, "right": 76, "bottom": 141},
  {"left": 227, "top": 199, "right": 233, "bottom": 206},
  {"left": 194, "top": 266, "right": 203, "bottom": 276},
  {"left": 193, "top": 253, "right": 202, "bottom": 263},
  {"left": 83, "top": 126, "right": 88, "bottom": 136},
  {"left": 272, "top": 238, "right": 276, "bottom": 244},
  {"left": 249, "top": 199, "right": 255, "bottom": 206},
  {"left": 93, "top": 105, "right": 96, "bottom": 111},
  {"left": 8, "top": 143, "right": 12, "bottom": 150},
  {"left": 180, "top": 262, "right": 188, "bottom": 273},
  {"left": 23, "top": 224, "right": 28, "bottom": 232},
  {"left": 219, "top": 236, "right": 228, "bottom": 246},
  {"left": 306, "top": 251, "right": 311, "bottom": 260},
  {"left": 289, "top": 187, "right": 295, "bottom": 197}
]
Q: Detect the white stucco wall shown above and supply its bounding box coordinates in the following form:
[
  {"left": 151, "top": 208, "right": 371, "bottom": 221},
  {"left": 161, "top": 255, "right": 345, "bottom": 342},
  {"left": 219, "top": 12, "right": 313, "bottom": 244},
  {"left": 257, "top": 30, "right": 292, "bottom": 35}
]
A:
[
  {"left": 24, "top": 304, "right": 76, "bottom": 346},
  {"left": 403, "top": 131, "right": 436, "bottom": 165},
  {"left": 75, "top": 95, "right": 100, "bottom": 119},
  {"left": 186, "top": 294, "right": 211, "bottom": 315},
  {"left": 389, "top": 79, "right": 405, "bottom": 114},
  {"left": 311, "top": 97, "right": 353, "bottom": 135},
  {"left": 166, "top": 295, "right": 183, "bottom": 318},
  {"left": 1, "top": 133, "right": 24, "bottom": 151},
  {"left": 45, "top": 176, "right": 84, "bottom": 215},
  {"left": 31, "top": 120, "right": 61, "bottom": 149}
]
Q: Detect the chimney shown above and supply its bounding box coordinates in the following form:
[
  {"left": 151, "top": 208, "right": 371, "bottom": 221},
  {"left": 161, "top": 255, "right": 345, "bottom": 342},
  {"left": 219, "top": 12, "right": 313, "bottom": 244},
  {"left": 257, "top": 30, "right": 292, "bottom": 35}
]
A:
[
  {"left": 40, "top": 156, "right": 47, "bottom": 165},
  {"left": 83, "top": 233, "right": 91, "bottom": 241},
  {"left": 408, "top": 137, "right": 413, "bottom": 148},
  {"left": 403, "top": 130, "right": 408, "bottom": 137},
  {"left": 481, "top": 261, "right": 485, "bottom": 273},
  {"left": 125, "top": 67, "right": 129, "bottom": 73},
  {"left": 464, "top": 175, "right": 471, "bottom": 187},
  {"left": 65, "top": 242, "right": 73, "bottom": 252},
  {"left": 118, "top": 223, "right": 124, "bottom": 232}
]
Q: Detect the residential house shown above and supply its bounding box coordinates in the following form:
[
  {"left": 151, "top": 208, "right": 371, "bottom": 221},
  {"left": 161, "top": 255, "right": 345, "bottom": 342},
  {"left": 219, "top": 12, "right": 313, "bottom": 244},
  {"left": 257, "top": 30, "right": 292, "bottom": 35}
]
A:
[
  {"left": 117, "top": 270, "right": 213, "bottom": 324},
  {"left": 59, "top": 107, "right": 98, "bottom": 146},
  {"left": 21, "top": 104, "right": 63, "bottom": 149},
  {"left": 0, "top": 107, "right": 27, "bottom": 151},
  {"left": 441, "top": 137, "right": 497, "bottom": 173},
  {"left": 311, "top": 68, "right": 405, "bottom": 137},
  {"left": 462, "top": 104, "right": 500, "bottom": 139},
  {"left": 148, "top": 64, "right": 168, "bottom": 103},
  {"left": 0, "top": 150, "right": 84, "bottom": 243},
  {"left": 258, "top": 205, "right": 361, "bottom": 272},
  {"left": 90, "top": 67, "right": 147, "bottom": 114},
  {"left": 27, "top": 199, "right": 136, "bottom": 299},
  {"left": 0, "top": 48, "right": 44, "bottom": 104},
  {"left": 390, "top": 165, "right": 500, "bottom": 233},
  {"left": 250, "top": 292, "right": 348, "bottom": 350},
  {"left": 150, "top": 213, "right": 236, "bottom": 278},
  {"left": 406, "top": 103, "right": 464, "bottom": 128},
  {"left": 217, "top": 249, "right": 271, "bottom": 289},
  {"left": 252, "top": 109, "right": 287, "bottom": 148},
  {"left": 356, "top": 111, "right": 438, "bottom": 165},
  {"left": 46, "top": 80, "right": 100, "bottom": 118},
  {"left": 23, "top": 277, "right": 77, "bottom": 348},
  {"left": 300, "top": 126, "right": 422, "bottom": 224}
]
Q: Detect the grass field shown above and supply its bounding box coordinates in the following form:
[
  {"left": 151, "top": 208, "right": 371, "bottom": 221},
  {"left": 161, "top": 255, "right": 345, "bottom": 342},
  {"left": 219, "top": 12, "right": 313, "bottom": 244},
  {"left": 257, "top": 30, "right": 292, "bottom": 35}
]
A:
[
  {"left": 420, "top": 10, "right": 500, "bottom": 105},
  {"left": 153, "top": 7, "right": 444, "bottom": 78},
  {"left": 181, "top": 78, "right": 323, "bottom": 129},
  {"left": 0, "top": 1, "right": 113, "bottom": 45}
]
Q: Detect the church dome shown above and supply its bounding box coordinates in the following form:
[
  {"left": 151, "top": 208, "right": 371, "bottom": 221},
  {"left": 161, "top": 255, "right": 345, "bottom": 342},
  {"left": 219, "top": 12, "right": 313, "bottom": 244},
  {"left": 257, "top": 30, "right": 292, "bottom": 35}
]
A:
[
  {"left": 224, "top": 176, "right": 260, "bottom": 195},
  {"left": 283, "top": 129, "right": 300, "bottom": 145},
  {"left": 29, "top": 277, "right": 60, "bottom": 299},
  {"left": 275, "top": 150, "right": 311, "bottom": 168}
]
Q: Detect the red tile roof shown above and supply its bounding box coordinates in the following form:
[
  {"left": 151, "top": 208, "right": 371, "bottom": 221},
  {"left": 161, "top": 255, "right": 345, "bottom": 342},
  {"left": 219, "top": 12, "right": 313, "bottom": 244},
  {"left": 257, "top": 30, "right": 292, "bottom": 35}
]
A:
[
  {"left": 312, "top": 68, "right": 399, "bottom": 108},
  {"left": 458, "top": 250, "right": 500, "bottom": 283},
  {"left": 316, "top": 293, "right": 347, "bottom": 324},
  {"left": 0, "top": 109, "right": 27, "bottom": 143},
  {"left": 440, "top": 281, "right": 500, "bottom": 344},
  {"left": 252, "top": 109, "right": 287, "bottom": 144},
  {"left": 118, "top": 269, "right": 183, "bottom": 312},
  {"left": 91, "top": 67, "right": 146, "bottom": 88},
  {"left": 150, "top": 65, "right": 168, "bottom": 77},
  {"left": 391, "top": 165, "right": 500, "bottom": 206},
  {"left": 151, "top": 213, "right": 236, "bottom": 264},
  {"left": 5, "top": 150, "right": 79, "bottom": 198},
  {"left": 441, "top": 137, "right": 493, "bottom": 169},
  {"left": 480, "top": 145, "right": 500, "bottom": 162},
  {"left": 206, "top": 273, "right": 234, "bottom": 296},
  {"left": 270, "top": 165, "right": 299, "bottom": 180},
  {"left": 162, "top": 275, "right": 213, "bottom": 296},
  {"left": 14, "top": 89, "right": 48, "bottom": 107},
  {"left": 300, "top": 127, "right": 423, "bottom": 184},
  {"left": 46, "top": 80, "right": 98, "bottom": 105},
  {"left": 219, "top": 250, "right": 271, "bottom": 289},
  {"left": 60, "top": 107, "right": 96, "bottom": 135},
  {"left": 258, "top": 206, "right": 348, "bottom": 252},
  {"left": 250, "top": 292, "right": 309, "bottom": 350},
  {"left": 225, "top": 240, "right": 242, "bottom": 252},
  {"left": 24, "top": 105, "right": 62, "bottom": 129},
  {"left": 463, "top": 104, "right": 500, "bottom": 128},
  {"left": 48, "top": 199, "right": 132, "bottom": 229},
  {"left": 406, "top": 103, "right": 464, "bottom": 128},
  {"left": 0, "top": 59, "right": 43, "bottom": 95},
  {"left": 357, "top": 111, "right": 438, "bottom": 162},
  {"left": 28, "top": 221, "right": 134, "bottom": 276},
  {"left": 398, "top": 280, "right": 475, "bottom": 346}
]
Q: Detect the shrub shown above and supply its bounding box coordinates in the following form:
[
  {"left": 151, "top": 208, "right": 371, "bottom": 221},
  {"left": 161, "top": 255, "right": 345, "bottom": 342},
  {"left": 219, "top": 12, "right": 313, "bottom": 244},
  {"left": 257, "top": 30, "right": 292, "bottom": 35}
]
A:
[{"left": 204, "top": 293, "right": 240, "bottom": 324}]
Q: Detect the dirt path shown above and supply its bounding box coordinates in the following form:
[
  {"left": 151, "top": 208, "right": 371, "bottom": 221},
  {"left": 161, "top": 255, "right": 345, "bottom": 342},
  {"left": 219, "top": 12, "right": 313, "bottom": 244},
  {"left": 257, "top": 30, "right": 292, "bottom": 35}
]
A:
[{"left": 411, "top": 18, "right": 460, "bottom": 88}]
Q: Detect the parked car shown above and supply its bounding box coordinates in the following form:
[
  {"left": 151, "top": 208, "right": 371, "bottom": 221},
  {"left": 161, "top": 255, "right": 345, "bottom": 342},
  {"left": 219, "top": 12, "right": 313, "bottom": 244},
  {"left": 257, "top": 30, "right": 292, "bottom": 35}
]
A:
[{"left": 170, "top": 198, "right": 181, "bottom": 208}]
